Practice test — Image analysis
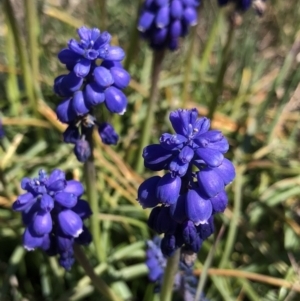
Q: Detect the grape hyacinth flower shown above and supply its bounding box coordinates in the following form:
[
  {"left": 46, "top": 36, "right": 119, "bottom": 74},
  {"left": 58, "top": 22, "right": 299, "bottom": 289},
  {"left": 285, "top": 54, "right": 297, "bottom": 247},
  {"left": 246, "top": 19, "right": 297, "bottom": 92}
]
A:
[
  {"left": 137, "top": 108, "right": 235, "bottom": 256},
  {"left": 138, "top": 0, "right": 201, "bottom": 50},
  {"left": 12, "top": 169, "right": 92, "bottom": 270},
  {"left": 218, "top": 0, "right": 266, "bottom": 14},
  {"left": 146, "top": 237, "right": 210, "bottom": 300},
  {"left": 54, "top": 26, "right": 130, "bottom": 161}
]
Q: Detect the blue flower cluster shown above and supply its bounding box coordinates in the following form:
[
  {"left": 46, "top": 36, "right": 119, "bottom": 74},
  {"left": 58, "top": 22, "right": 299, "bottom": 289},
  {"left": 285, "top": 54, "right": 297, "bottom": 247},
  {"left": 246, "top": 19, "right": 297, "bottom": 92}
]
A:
[
  {"left": 138, "top": 0, "right": 200, "bottom": 50},
  {"left": 54, "top": 26, "right": 130, "bottom": 161},
  {"left": 218, "top": 0, "right": 266, "bottom": 14},
  {"left": 146, "top": 237, "right": 210, "bottom": 300},
  {"left": 12, "top": 169, "right": 92, "bottom": 270},
  {"left": 138, "top": 108, "right": 235, "bottom": 256}
]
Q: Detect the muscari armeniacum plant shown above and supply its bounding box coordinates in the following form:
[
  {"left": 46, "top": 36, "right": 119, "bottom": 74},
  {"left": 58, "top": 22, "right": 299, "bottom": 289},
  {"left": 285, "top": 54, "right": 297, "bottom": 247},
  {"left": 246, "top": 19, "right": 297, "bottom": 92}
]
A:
[
  {"left": 138, "top": 108, "right": 235, "bottom": 256},
  {"left": 12, "top": 169, "right": 92, "bottom": 270},
  {"left": 218, "top": 0, "right": 266, "bottom": 15},
  {"left": 54, "top": 26, "right": 130, "bottom": 162},
  {"left": 135, "top": 0, "right": 201, "bottom": 172},
  {"left": 138, "top": 0, "right": 201, "bottom": 50},
  {"left": 146, "top": 237, "right": 210, "bottom": 300}
]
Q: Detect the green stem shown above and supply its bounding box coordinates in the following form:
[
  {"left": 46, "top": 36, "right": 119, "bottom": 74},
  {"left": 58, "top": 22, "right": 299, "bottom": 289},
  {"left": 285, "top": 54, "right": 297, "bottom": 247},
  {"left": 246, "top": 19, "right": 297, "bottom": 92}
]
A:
[
  {"left": 96, "top": 0, "right": 106, "bottom": 29},
  {"left": 4, "top": 14, "right": 20, "bottom": 115},
  {"left": 199, "top": 8, "right": 224, "bottom": 76},
  {"left": 219, "top": 165, "right": 245, "bottom": 268},
  {"left": 124, "top": 0, "right": 143, "bottom": 71},
  {"left": 73, "top": 244, "right": 122, "bottom": 301},
  {"left": 195, "top": 225, "right": 226, "bottom": 300},
  {"left": 160, "top": 249, "right": 180, "bottom": 301},
  {"left": 24, "top": 0, "right": 39, "bottom": 82},
  {"left": 84, "top": 130, "right": 105, "bottom": 263},
  {"left": 208, "top": 19, "right": 235, "bottom": 120},
  {"left": 135, "top": 49, "right": 165, "bottom": 173},
  {"left": 3, "top": 0, "right": 36, "bottom": 114},
  {"left": 182, "top": 25, "right": 197, "bottom": 108}
]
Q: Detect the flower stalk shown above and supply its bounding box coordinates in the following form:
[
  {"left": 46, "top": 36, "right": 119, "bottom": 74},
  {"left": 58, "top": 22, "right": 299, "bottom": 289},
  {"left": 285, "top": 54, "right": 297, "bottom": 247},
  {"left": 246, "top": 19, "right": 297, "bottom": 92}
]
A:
[
  {"left": 74, "top": 244, "right": 121, "bottom": 301},
  {"left": 159, "top": 249, "right": 180, "bottom": 301},
  {"left": 208, "top": 18, "right": 235, "bottom": 120},
  {"left": 135, "top": 49, "right": 165, "bottom": 173},
  {"left": 84, "top": 129, "right": 105, "bottom": 263}
]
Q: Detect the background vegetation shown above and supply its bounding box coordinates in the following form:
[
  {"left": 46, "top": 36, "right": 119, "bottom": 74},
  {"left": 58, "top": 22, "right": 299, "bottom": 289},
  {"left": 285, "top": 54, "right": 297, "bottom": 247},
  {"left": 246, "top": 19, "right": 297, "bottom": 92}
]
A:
[{"left": 1, "top": 0, "right": 300, "bottom": 300}]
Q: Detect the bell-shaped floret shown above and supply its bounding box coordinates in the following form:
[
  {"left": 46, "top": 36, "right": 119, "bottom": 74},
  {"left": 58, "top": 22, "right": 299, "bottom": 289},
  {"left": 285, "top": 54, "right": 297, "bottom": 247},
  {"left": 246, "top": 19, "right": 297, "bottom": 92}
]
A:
[
  {"left": 156, "top": 173, "right": 181, "bottom": 205},
  {"left": 170, "top": 20, "right": 182, "bottom": 39},
  {"left": 110, "top": 67, "right": 130, "bottom": 89},
  {"left": 62, "top": 72, "right": 84, "bottom": 94},
  {"left": 196, "top": 215, "right": 214, "bottom": 240},
  {"left": 94, "top": 31, "right": 111, "bottom": 49},
  {"left": 170, "top": 193, "right": 187, "bottom": 223},
  {"left": 155, "top": 206, "right": 177, "bottom": 234},
  {"left": 58, "top": 209, "right": 83, "bottom": 238},
  {"left": 23, "top": 226, "right": 43, "bottom": 251},
  {"left": 185, "top": 189, "right": 212, "bottom": 225},
  {"left": 169, "top": 157, "right": 189, "bottom": 177},
  {"left": 64, "top": 180, "right": 84, "bottom": 197},
  {"left": 31, "top": 210, "right": 52, "bottom": 236},
  {"left": 56, "top": 98, "right": 77, "bottom": 124},
  {"left": 169, "top": 108, "right": 198, "bottom": 136},
  {"left": 73, "top": 58, "right": 91, "bottom": 77},
  {"left": 104, "top": 87, "right": 127, "bottom": 115},
  {"left": 138, "top": 11, "right": 155, "bottom": 32},
  {"left": 197, "top": 168, "right": 224, "bottom": 198},
  {"left": 161, "top": 234, "right": 178, "bottom": 257},
  {"left": 156, "top": 6, "right": 170, "bottom": 28},
  {"left": 72, "top": 199, "right": 92, "bottom": 219},
  {"left": 143, "top": 144, "right": 173, "bottom": 171},
  {"left": 151, "top": 27, "right": 168, "bottom": 46},
  {"left": 94, "top": 66, "right": 114, "bottom": 89},
  {"left": 211, "top": 190, "right": 228, "bottom": 214},
  {"left": 171, "top": 0, "right": 183, "bottom": 19},
  {"left": 59, "top": 252, "right": 75, "bottom": 271},
  {"left": 183, "top": 7, "right": 198, "bottom": 26},
  {"left": 137, "top": 176, "right": 161, "bottom": 208},
  {"left": 74, "top": 140, "right": 91, "bottom": 162},
  {"left": 40, "top": 194, "right": 54, "bottom": 212},
  {"left": 98, "top": 122, "right": 119, "bottom": 145},
  {"left": 102, "top": 46, "right": 125, "bottom": 61},
  {"left": 195, "top": 148, "right": 224, "bottom": 168},
  {"left": 215, "top": 158, "right": 235, "bottom": 185},
  {"left": 179, "top": 146, "right": 194, "bottom": 164},
  {"left": 58, "top": 48, "right": 81, "bottom": 65},
  {"left": 47, "top": 169, "right": 66, "bottom": 192},
  {"left": 22, "top": 202, "right": 39, "bottom": 226},
  {"left": 63, "top": 125, "right": 80, "bottom": 144},
  {"left": 182, "top": 220, "right": 203, "bottom": 253},
  {"left": 56, "top": 232, "right": 74, "bottom": 253},
  {"left": 72, "top": 90, "right": 89, "bottom": 115},
  {"left": 12, "top": 192, "right": 35, "bottom": 212},
  {"left": 84, "top": 83, "right": 105, "bottom": 107},
  {"left": 160, "top": 133, "right": 187, "bottom": 151},
  {"left": 55, "top": 192, "right": 78, "bottom": 208}
]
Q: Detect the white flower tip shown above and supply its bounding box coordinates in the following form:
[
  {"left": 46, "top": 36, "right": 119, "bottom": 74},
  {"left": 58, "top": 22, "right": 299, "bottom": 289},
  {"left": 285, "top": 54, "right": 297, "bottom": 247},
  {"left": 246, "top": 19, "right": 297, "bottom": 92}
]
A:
[
  {"left": 24, "top": 246, "right": 35, "bottom": 251},
  {"left": 137, "top": 26, "right": 146, "bottom": 32},
  {"left": 119, "top": 108, "right": 126, "bottom": 116},
  {"left": 74, "top": 228, "right": 83, "bottom": 238}
]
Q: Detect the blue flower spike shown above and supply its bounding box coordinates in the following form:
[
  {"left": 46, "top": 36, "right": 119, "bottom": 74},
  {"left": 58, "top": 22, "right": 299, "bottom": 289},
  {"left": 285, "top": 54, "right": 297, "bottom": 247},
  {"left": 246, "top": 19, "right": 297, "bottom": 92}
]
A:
[
  {"left": 13, "top": 169, "right": 92, "bottom": 271},
  {"left": 137, "top": 108, "right": 235, "bottom": 255},
  {"left": 54, "top": 26, "right": 130, "bottom": 162},
  {"left": 138, "top": 0, "right": 201, "bottom": 50}
]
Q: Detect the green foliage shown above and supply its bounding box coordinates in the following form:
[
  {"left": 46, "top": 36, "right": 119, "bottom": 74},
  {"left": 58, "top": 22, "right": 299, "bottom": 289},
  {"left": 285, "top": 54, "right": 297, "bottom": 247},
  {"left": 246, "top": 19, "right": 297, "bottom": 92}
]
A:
[{"left": 1, "top": 0, "right": 300, "bottom": 300}]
